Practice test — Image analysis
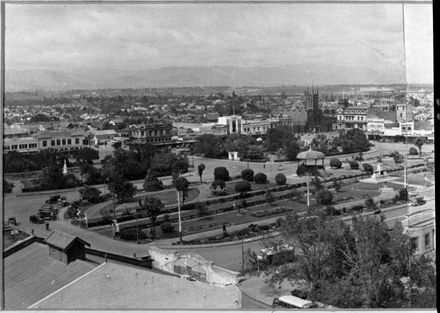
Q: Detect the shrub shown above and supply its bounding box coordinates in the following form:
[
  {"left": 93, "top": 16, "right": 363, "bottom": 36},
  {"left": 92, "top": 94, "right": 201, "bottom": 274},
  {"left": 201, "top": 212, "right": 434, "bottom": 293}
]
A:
[
  {"left": 214, "top": 167, "right": 229, "bottom": 181},
  {"left": 365, "top": 197, "right": 377, "bottom": 210},
  {"left": 195, "top": 202, "right": 209, "bottom": 217},
  {"left": 160, "top": 222, "right": 175, "bottom": 233},
  {"left": 144, "top": 175, "right": 163, "bottom": 192},
  {"left": 325, "top": 205, "right": 336, "bottom": 216},
  {"left": 351, "top": 205, "right": 364, "bottom": 212},
  {"left": 393, "top": 153, "right": 405, "bottom": 164},
  {"left": 275, "top": 173, "right": 287, "bottom": 185},
  {"left": 241, "top": 168, "right": 255, "bottom": 181},
  {"left": 315, "top": 190, "right": 334, "bottom": 205},
  {"left": 235, "top": 180, "right": 252, "bottom": 192},
  {"left": 330, "top": 158, "right": 342, "bottom": 169},
  {"left": 348, "top": 160, "right": 359, "bottom": 170},
  {"left": 265, "top": 190, "right": 275, "bottom": 205},
  {"left": 211, "top": 179, "right": 227, "bottom": 195},
  {"left": 362, "top": 163, "right": 374, "bottom": 174},
  {"left": 254, "top": 172, "right": 267, "bottom": 184},
  {"left": 409, "top": 147, "right": 419, "bottom": 156},
  {"left": 398, "top": 188, "right": 408, "bottom": 201}
]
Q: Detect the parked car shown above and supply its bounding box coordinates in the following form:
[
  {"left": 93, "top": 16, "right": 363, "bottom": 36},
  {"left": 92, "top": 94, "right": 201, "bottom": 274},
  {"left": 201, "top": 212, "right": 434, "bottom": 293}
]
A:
[
  {"left": 45, "top": 195, "right": 61, "bottom": 204},
  {"left": 411, "top": 197, "right": 426, "bottom": 206},
  {"left": 29, "top": 215, "right": 45, "bottom": 224}
]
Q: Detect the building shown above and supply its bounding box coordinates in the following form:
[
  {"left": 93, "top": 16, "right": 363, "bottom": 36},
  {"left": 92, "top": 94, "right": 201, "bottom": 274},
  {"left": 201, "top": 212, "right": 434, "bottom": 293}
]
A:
[
  {"left": 29, "top": 262, "right": 242, "bottom": 309},
  {"left": 45, "top": 231, "right": 90, "bottom": 264},
  {"left": 304, "top": 87, "right": 319, "bottom": 111},
  {"left": 336, "top": 106, "right": 369, "bottom": 131},
  {"left": 129, "top": 122, "right": 173, "bottom": 145},
  {"left": 224, "top": 115, "right": 242, "bottom": 135},
  {"left": 395, "top": 103, "right": 413, "bottom": 123},
  {"left": 34, "top": 130, "right": 91, "bottom": 152},
  {"left": 3, "top": 130, "right": 91, "bottom": 153},
  {"left": 4, "top": 236, "right": 97, "bottom": 309},
  {"left": 241, "top": 119, "right": 271, "bottom": 135},
  {"left": 402, "top": 208, "right": 435, "bottom": 259},
  {"left": 91, "top": 129, "right": 118, "bottom": 145}
]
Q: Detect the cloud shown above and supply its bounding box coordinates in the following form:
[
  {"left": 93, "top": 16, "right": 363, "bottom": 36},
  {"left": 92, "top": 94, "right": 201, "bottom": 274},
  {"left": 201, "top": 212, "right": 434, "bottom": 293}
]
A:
[{"left": 4, "top": 2, "right": 432, "bottom": 83}]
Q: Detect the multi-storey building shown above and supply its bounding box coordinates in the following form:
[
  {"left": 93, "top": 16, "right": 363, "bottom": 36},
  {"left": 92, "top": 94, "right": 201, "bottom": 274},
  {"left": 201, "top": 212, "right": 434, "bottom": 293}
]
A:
[
  {"left": 336, "top": 106, "right": 368, "bottom": 131},
  {"left": 3, "top": 130, "right": 91, "bottom": 153},
  {"left": 241, "top": 119, "right": 271, "bottom": 135},
  {"left": 129, "top": 122, "right": 173, "bottom": 145},
  {"left": 395, "top": 103, "right": 413, "bottom": 123}
]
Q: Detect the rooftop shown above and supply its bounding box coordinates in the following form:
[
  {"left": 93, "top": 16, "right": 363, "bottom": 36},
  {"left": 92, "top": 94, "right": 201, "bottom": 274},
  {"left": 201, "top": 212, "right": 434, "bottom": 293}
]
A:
[
  {"left": 31, "top": 262, "right": 241, "bottom": 309},
  {"left": 4, "top": 242, "right": 97, "bottom": 309},
  {"left": 45, "top": 231, "right": 90, "bottom": 251}
]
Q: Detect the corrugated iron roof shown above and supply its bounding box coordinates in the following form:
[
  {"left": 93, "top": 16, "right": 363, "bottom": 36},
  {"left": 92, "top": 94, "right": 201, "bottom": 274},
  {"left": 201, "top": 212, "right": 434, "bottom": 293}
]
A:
[
  {"left": 45, "top": 231, "right": 90, "bottom": 251},
  {"left": 4, "top": 242, "right": 96, "bottom": 309},
  {"left": 31, "top": 262, "right": 241, "bottom": 309}
]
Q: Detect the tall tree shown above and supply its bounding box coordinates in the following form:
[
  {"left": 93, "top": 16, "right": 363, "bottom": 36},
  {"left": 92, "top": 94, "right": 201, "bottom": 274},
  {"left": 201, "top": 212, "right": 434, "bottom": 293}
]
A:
[
  {"left": 175, "top": 176, "right": 190, "bottom": 205},
  {"left": 197, "top": 163, "right": 206, "bottom": 183},
  {"left": 138, "top": 197, "right": 164, "bottom": 239},
  {"left": 264, "top": 212, "right": 436, "bottom": 308},
  {"left": 414, "top": 138, "right": 426, "bottom": 157}
]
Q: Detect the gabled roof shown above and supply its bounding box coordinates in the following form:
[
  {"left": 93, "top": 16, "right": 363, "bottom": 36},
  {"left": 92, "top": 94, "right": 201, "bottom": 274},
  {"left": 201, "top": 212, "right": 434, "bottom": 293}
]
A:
[{"left": 45, "top": 231, "right": 90, "bottom": 251}]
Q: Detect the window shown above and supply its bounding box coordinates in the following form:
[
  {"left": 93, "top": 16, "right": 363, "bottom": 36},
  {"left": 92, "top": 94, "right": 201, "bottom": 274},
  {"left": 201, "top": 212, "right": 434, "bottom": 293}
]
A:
[
  {"left": 19, "top": 144, "right": 28, "bottom": 149},
  {"left": 75, "top": 138, "right": 79, "bottom": 144},
  {"left": 425, "top": 233, "right": 431, "bottom": 249},
  {"left": 29, "top": 143, "right": 37, "bottom": 148},
  {"left": 4, "top": 145, "right": 10, "bottom": 150},
  {"left": 43, "top": 140, "right": 47, "bottom": 147},
  {"left": 67, "top": 139, "right": 71, "bottom": 145},
  {"left": 62, "top": 139, "right": 66, "bottom": 145},
  {"left": 11, "top": 145, "right": 17, "bottom": 150},
  {"left": 51, "top": 140, "right": 55, "bottom": 146},
  {"left": 83, "top": 139, "right": 88, "bottom": 145},
  {"left": 57, "top": 139, "right": 61, "bottom": 146}
]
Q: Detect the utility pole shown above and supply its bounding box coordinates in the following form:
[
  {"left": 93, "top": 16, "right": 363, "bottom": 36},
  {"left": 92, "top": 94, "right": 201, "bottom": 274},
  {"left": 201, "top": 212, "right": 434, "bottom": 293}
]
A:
[
  {"left": 177, "top": 189, "right": 182, "bottom": 244},
  {"left": 241, "top": 238, "right": 245, "bottom": 275}
]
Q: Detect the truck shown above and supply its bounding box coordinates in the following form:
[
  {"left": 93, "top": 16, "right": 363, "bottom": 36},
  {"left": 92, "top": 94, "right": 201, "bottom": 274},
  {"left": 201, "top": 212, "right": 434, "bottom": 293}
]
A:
[{"left": 38, "top": 204, "right": 58, "bottom": 220}]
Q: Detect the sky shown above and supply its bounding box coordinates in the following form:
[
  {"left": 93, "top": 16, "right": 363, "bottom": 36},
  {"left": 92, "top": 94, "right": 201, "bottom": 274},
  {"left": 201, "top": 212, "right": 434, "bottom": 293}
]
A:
[{"left": 5, "top": 2, "right": 433, "bottom": 84}]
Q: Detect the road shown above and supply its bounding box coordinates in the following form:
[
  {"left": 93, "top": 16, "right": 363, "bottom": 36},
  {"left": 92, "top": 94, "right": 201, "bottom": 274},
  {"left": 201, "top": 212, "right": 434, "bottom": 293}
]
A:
[{"left": 4, "top": 142, "right": 434, "bottom": 273}]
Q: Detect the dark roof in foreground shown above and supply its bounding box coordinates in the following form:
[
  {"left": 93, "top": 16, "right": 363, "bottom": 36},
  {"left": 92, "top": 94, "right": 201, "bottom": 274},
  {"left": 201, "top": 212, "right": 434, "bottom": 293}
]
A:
[
  {"left": 30, "top": 262, "right": 242, "bottom": 309},
  {"left": 4, "top": 242, "right": 96, "bottom": 309},
  {"left": 45, "top": 231, "right": 90, "bottom": 251}
]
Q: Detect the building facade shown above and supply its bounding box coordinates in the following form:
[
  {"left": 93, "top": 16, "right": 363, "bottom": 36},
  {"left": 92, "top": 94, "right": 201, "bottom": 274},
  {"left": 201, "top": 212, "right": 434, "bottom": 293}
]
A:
[
  {"left": 3, "top": 130, "right": 90, "bottom": 153},
  {"left": 336, "top": 106, "right": 368, "bottom": 131},
  {"left": 129, "top": 123, "right": 173, "bottom": 145}
]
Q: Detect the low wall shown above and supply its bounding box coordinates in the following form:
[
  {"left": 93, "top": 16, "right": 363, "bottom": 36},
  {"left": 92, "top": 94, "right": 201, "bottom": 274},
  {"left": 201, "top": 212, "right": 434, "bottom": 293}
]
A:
[
  {"left": 148, "top": 246, "right": 240, "bottom": 285},
  {"left": 85, "top": 247, "right": 153, "bottom": 269},
  {"left": 3, "top": 236, "right": 45, "bottom": 258}
]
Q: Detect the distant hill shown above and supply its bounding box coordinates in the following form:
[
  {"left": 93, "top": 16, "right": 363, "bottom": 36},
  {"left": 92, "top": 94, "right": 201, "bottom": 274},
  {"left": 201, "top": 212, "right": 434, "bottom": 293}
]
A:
[{"left": 6, "top": 64, "right": 406, "bottom": 92}]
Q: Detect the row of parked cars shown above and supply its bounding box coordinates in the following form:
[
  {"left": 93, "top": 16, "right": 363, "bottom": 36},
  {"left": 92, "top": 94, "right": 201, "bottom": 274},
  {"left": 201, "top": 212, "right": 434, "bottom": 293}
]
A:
[{"left": 29, "top": 195, "right": 69, "bottom": 224}]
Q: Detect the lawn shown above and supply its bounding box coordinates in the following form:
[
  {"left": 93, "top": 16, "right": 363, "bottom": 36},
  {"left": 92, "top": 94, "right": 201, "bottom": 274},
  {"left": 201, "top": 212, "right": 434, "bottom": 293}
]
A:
[
  {"left": 96, "top": 187, "right": 200, "bottom": 217},
  {"left": 20, "top": 178, "right": 42, "bottom": 189}
]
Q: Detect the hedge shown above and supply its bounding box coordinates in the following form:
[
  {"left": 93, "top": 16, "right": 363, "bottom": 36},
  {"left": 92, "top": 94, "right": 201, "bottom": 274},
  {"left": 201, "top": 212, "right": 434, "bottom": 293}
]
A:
[{"left": 235, "top": 180, "right": 252, "bottom": 192}]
